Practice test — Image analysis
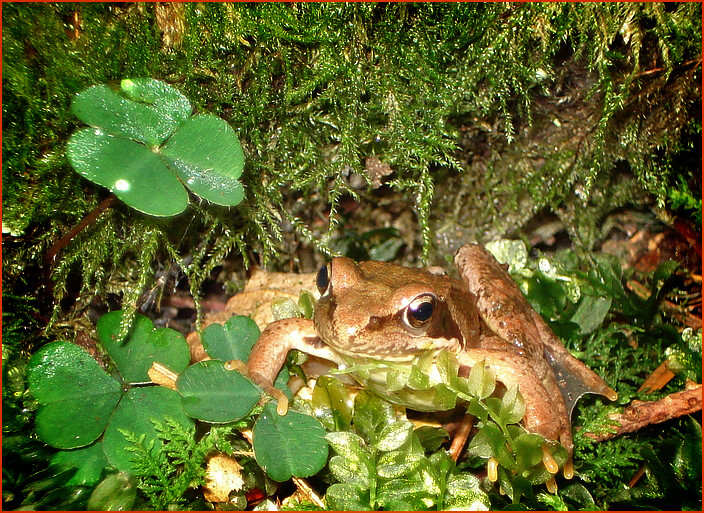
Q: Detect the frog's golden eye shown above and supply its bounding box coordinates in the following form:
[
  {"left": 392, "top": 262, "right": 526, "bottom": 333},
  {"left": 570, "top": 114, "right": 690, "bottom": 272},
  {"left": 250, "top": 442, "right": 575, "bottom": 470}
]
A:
[
  {"left": 316, "top": 264, "right": 331, "bottom": 296},
  {"left": 405, "top": 293, "right": 436, "bottom": 328}
]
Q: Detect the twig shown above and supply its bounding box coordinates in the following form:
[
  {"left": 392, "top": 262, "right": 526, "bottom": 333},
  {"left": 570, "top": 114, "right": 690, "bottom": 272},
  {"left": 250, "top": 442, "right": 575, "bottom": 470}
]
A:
[
  {"left": 634, "top": 57, "right": 702, "bottom": 79},
  {"left": 585, "top": 383, "right": 702, "bottom": 443},
  {"left": 449, "top": 413, "right": 474, "bottom": 462},
  {"left": 292, "top": 477, "right": 326, "bottom": 509},
  {"left": 637, "top": 360, "right": 675, "bottom": 393},
  {"left": 44, "top": 193, "right": 117, "bottom": 266}
]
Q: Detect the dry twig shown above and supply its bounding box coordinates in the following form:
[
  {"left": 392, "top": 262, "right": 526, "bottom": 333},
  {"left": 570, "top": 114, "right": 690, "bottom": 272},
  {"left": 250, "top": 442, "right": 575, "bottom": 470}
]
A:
[{"left": 585, "top": 383, "right": 702, "bottom": 443}]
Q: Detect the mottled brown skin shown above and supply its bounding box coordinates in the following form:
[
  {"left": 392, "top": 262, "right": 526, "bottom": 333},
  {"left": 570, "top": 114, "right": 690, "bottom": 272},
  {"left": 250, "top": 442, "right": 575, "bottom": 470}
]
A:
[{"left": 246, "top": 243, "right": 617, "bottom": 454}]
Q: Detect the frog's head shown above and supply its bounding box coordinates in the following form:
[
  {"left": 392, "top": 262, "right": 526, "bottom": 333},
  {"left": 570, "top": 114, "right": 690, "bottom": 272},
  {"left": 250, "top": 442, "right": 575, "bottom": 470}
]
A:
[{"left": 313, "top": 257, "right": 480, "bottom": 361}]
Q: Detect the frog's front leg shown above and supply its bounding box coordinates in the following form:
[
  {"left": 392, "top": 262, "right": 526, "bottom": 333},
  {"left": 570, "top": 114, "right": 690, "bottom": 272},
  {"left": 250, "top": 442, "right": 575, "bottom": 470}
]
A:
[{"left": 245, "top": 317, "right": 344, "bottom": 414}]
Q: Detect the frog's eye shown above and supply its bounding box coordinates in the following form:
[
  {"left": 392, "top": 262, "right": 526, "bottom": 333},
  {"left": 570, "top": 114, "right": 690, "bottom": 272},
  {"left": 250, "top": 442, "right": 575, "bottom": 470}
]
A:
[
  {"left": 405, "top": 293, "right": 436, "bottom": 328},
  {"left": 316, "top": 264, "right": 331, "bottom": 296}
]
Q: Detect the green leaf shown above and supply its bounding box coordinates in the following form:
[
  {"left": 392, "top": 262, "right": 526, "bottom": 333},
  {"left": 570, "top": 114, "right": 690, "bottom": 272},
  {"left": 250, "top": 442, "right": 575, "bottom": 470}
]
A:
[
  {"left": 589, "top": 253, "right": 643, "bottom": 318},
  {"left": 467, "top": 423, "right": 505, "bottom": 458},
  {"left": 102, "top": 386, "right": 194, "bottom": 473},
  {"left": 376, "top": 421, "right": 413, "bottom": 452},
  {"left": 325, "top": 483, "right": 371, "bottom": 511},
  {"left": 513, "top": 433, "right": 546, "bottom": 469},
  {"left": 436, "top": 349, "right": 460, "bottom": 389},
  {"left": 485, "top": 239, "right": 529, "bottom": 274},
  {"left": 376, "top": 475, "right": 437, "bottom": 510},
  {"left": 67, "top": 79, "right": 246, "bottom": 216},
  {"left": 50, "top": 442, "right": 112, "bottom": 486},
  {"left": 352, "top": 390, "right": 396, "bottom": 444},
  {"left": 71, "top": 79, "right": 191, "bottom": 147},
  {"left": 499, "top": 385, "right": 526, "bottom": 425},
  {"left": 176, "top": 360, "right": 260, "bottom": 422},
  {"left": 326, "top": 431, "right": 369, "bottom": 462},
  {"left": 467, "top": 360, "right": 496, "bottom": 400},
  {"left": 485, "top": 397, "right": 503, "bottom": 424},
  {"left": 312, "top": 376, "right": 353, "bottom": 431},
  {"left": 431, "top": 383, "right": 459, "bottom": 410},
  {"left": 569, "top": 295, "right": 612, "bottom": 335},
  {"left": 298, "top": 291, "right": 316, "bottom": 319},
  {"left": 466, "top": 397, "right": 489, "bottom": 423},
  {"left": 27, "top": 341, "right": 122, "bottom": 449},
  {"left": 537, "top": 491, "right": 569, "bottom": 511},
  {"left": 444, "top": 473, "right": 491, "bottom": 511},
  {"left": 376, "top": 450, "right": 424, "bottom": 479},
  {"left": 408, "top": 364, "right": 432, "bottom": 390},
  {"left": 161, "top": 114, "right": 245, "bottom": 206},
  {"left": 97, "top": 311, "right": 191, "bottom": 384},
  {"left": 415, "top": 426, "right": 449, "bottom": 452},
  {"left": 385, "top": 368, "right": 408, "bottom": 392},
  {"left": 329, "top": 455, "right": 372, "bottom": 488},
  {"left": 325, "top": 432, "right": 373, "bottom": 493},
  {"left": 86, "top": 472, "right": 138, "bottom": 512},
  {"left": 66, "top": 128, "right": 189, "bottom": 217},
  {"left": 270, "top": 297, "right": 302, "bottom": 321},
  {"left": 560, "top": 482, "right": 597, "bottom": 510},
  {"left": 253, "top": 402, "right": 329, "bottom": 482},
  {"left": 201, "top": 315, "right": 261, "bottom": 362}
]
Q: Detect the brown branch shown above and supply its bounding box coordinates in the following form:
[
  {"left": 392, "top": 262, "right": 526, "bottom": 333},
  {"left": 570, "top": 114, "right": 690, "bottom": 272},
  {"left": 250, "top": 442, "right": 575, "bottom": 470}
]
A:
[
  {"left": 43, "top": 193, "right": 117, "bottom": 267},
  {"left": 585, "top": 384, "right": 702, "bottom": 443},
  {"left": 634, "top": 57, "right": 702, "bottom": 79}
]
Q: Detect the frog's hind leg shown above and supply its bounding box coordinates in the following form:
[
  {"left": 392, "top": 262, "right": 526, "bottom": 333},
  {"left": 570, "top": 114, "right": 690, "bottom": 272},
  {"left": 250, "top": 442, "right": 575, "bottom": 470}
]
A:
[
  {"left": 455, "top": 243, "right": 617, "bottom": 417},
  {"left": 532, "top": 310, "right": 618, "bottom": 416}
]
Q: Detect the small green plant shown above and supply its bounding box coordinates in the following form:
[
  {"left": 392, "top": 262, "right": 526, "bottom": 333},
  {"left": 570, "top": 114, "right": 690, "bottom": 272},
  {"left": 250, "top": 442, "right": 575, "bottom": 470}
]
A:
[
  {"left": 320, "top": 388, "right": 490, "bottom": 511},
  {"left": 66, "top": 78, "right": 245, "bottom": 217},
  {"left": 22, "top": 240, "right": 698, "bottom": 509},
  {"left": 667, "top": 174, "right": 702, "bottom": 227},
  {"left": 27, "top": 311, "right": 194, "bottom": 475},
  {"left": 308, "top": 349, "right": 565, "bottom": 508},
  {"left": 26, "top": 311, "right": 329, "bottom": 500}
]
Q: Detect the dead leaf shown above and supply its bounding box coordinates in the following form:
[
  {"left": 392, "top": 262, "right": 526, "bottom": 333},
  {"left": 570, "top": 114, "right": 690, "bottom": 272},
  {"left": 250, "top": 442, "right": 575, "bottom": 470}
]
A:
[{"left": 203, "top": 453, "right": 245, "bottom": 503}]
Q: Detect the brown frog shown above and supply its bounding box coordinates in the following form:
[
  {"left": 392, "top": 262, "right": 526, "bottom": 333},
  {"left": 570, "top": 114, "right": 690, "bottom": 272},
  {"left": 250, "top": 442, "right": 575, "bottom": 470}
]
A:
[{"left": 245, "top": 243, "right": 617, "bottom": 456}]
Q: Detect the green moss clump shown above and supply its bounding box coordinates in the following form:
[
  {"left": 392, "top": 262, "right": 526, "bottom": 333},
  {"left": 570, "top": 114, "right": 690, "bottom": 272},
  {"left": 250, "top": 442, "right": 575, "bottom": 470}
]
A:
[{"left": 3, "top": 2, "right": 700, "bottom": 329}]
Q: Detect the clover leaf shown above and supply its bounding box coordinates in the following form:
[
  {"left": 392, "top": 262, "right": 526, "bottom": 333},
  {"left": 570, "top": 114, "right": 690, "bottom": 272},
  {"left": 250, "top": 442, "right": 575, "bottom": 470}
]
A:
[
  {"left": 27, "top": 312, "right": 194, "bottom": 474},
  {"left": 252, "top": 402, "right": 329, "bottom": 482},
  {"left": 66, "top": 78, "right": 244, "bottom": 217},
  {"left": 28, "top": 341, "right": 123, "bottom": 449},
  {"left": 201, "top": 314, "right": 260, "bottom": 362},
  {"left": 97, "top": 310, "right": 191, "bottom": 384},
  {"left": 176, "top": 360, "right": 261, "bottom": 423}
]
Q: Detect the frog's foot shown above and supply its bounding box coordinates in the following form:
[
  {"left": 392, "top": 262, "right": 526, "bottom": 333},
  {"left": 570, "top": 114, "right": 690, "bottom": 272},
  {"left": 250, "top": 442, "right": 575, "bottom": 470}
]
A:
[
  {"left": 225, "top": 359, "right": 290, "bottom": 415},
  {"left": 541, "top": 444, "right": 574, "bottom": 484},
  {"left": 487, "top": 457, "right": 499, "bottom": 482}
]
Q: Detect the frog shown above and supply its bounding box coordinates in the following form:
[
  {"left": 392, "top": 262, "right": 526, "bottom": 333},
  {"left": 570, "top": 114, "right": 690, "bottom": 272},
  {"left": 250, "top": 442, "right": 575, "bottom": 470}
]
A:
[{"left": 244, "top": 242, "right": 617, "bottom": 457}]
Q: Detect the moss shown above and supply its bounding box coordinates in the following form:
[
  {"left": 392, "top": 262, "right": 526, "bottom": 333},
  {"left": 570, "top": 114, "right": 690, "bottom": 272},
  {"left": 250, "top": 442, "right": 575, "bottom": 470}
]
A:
[{"left": 2, "top": 3, "right": 700, "bottom": 332}]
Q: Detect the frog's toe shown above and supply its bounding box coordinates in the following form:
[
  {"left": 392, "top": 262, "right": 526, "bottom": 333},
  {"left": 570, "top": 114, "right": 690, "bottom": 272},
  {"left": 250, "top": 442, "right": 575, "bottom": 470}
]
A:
[
  {"left": 545, "top": 476, "right": 558, "bottom": 494},
  {"left": 541, "top": 444, "right": 559, "bottom": 474},
  {"left": 563, "top": 458, "right": 574, "bottom": 479},
  {"left": 273, "top": 389, "right": 290, "bottom": 415}
]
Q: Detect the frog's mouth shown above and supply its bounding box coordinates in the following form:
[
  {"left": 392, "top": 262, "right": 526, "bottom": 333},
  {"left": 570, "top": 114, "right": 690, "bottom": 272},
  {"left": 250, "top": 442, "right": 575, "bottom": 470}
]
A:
[{"left": 332, "top": 345, "right": 421, "bottom": 362}]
